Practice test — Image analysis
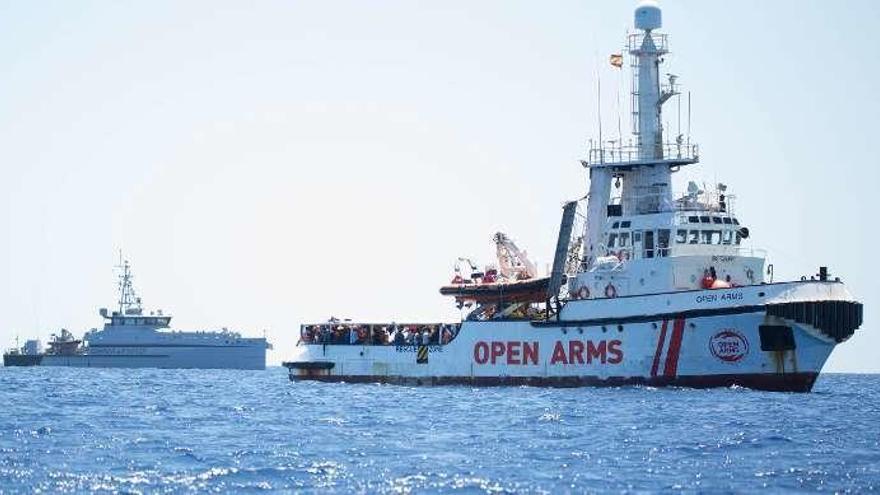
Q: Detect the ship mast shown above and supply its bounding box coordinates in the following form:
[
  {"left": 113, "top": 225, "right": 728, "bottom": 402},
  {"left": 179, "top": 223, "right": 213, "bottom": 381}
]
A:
[
  {"left": 632, "top": 3, "right": 668, "bottom": 161},
  {"left": 116, "top": 256, "right": 143, "bottom": 315}
]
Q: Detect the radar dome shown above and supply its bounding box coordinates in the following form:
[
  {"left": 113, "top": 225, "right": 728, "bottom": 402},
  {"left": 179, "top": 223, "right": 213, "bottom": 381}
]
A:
[{"left": 635, "top": 0, "right": 662, "bottom": 31}]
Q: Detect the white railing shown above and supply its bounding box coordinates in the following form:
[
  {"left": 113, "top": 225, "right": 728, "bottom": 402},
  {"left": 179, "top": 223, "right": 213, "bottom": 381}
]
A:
[
  {"left": 627, "top": 32, "right": 668, "bottom": 53},
  {"left": 671, "top": 244, "right": 767, "bottom": 258},
  {"left": 587, "top": 142, "right": 698, "bottom": 166},
  {"left": 609, "top": 189, "right": 734, "bottom": 216},
  {"left": 672, "top": 191, "right": 736, "bottom": 215},
  {"left": 735, "top": 247, "right": 768, "bottom": 258}
]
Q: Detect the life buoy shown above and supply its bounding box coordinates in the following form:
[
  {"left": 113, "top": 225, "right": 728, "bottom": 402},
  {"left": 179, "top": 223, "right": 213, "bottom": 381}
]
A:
[
  {"left": 605, "top": 283, "right": 618, "bottom": 298},
  {"left": 577, "top": 286, "right": 590, "bottom": 299}
]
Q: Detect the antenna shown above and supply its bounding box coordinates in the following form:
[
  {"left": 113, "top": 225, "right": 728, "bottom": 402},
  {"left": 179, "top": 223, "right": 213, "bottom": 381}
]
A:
[
  {"left": 677, "top": 90, "right": 681, "bottom": 138},
  {"left": 687, "top": 91, "right": 692, "bottom": 146},
  {"left": 616, "top": 72, "right": 623, "bottom": 142},
  {"left": 616, "top": 43, "right": 624, "bottom": 142},
  {"left": 597, "top": 64, "right": 603, "bottom": 162}
]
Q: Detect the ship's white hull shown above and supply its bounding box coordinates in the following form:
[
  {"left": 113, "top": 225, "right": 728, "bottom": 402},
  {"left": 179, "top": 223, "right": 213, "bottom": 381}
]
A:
[
  {"left": 41, "top": 343, "right": 267, "bottom": 370},
  {"left": 284, "top": 281, "right": 861, "bottom": 392}
]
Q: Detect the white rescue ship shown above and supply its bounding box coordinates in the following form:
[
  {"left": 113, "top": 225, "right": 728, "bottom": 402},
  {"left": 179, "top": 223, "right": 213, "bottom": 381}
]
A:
[{"left": 283, "top": 2, "right": 864, "bottom": 392}]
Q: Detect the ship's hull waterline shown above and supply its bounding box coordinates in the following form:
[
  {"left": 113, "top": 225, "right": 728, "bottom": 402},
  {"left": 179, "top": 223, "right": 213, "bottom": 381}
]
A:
[{"left": 284, "top": 282, "right": 861, "bottom": 392}]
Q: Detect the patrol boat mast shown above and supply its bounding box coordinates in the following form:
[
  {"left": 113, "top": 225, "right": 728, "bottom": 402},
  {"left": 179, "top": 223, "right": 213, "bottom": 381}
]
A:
[{"left": 116, "top": 258, "right": 143, "bottom": 316}]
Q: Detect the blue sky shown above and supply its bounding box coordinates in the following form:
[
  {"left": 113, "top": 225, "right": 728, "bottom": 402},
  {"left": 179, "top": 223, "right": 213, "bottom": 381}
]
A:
[{"left": 1, "top": 0, "right": 877, "bottom": 371}]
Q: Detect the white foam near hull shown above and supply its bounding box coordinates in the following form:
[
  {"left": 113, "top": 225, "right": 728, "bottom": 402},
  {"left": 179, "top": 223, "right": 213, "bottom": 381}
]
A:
[
  {"left": 41, "top": 343, "right": 267, "bottom": 370},
  {"left": 284, "top": 281, "right": 861, "bottom": 392}
]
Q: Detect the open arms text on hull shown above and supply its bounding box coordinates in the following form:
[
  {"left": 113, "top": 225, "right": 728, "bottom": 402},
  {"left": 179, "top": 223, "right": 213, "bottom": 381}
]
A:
[
  {"left": 3, "top": 259, "right": 271, "bottom": 369},
  {"left": 282, "top": 2, "right": 863, "bottom": 392}
]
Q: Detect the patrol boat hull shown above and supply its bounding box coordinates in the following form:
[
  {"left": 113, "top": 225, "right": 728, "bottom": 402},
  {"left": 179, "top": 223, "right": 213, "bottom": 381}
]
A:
[
  {"left": 39, "top": 342, "right": 268, "bottom": 370},
  {"left": 284, "top": 281, "right": 861, "bottom": 392}
]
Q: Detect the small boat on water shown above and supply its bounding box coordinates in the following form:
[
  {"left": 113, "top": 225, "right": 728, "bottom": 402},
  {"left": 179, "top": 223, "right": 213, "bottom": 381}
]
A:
[{"left": 282, "top": 1, "right": 864, "bottom": 392}]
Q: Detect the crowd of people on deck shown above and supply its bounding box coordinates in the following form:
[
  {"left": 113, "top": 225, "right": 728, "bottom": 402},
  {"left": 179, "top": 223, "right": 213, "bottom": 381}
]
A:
[{"left": 299, "top": 322, "right": 460, "bottom": 346}]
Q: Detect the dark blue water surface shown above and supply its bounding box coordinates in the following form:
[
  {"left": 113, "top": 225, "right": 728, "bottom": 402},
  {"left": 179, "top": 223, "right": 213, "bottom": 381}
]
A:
[{"left": 1, "top": 369, "right": 878, "bottom": 493}]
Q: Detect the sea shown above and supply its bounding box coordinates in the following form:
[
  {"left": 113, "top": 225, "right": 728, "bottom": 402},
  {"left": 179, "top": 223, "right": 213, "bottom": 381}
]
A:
[{"left": 0, "top": 368, "right": 877, "bottom": 494}]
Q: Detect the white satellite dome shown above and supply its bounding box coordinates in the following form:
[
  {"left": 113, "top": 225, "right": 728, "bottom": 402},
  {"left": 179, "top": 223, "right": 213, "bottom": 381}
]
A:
[{"left": 635, "top": 0, "right": 662, "bottom": 31}]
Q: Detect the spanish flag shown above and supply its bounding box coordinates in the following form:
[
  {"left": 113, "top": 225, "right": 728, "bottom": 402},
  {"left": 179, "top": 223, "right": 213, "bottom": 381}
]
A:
[{"left": 609, "top": 53, "right": 623, "bottom": 68}]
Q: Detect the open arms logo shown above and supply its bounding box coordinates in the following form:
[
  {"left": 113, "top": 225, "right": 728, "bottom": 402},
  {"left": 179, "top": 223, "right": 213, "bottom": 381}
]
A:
[{"left": 709, "top": 329, "right": 749, "bottom": 363}]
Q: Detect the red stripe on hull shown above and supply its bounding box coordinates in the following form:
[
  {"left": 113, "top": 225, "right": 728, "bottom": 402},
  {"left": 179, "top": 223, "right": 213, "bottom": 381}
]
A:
[
  {"left": 287, "top": 372, "right": 821, "bottom": 393},
  {"left": 663, "top": 318, "right": 686, "bottom": 378},
  {"left": 650, "top": 319, "right": 668, "bottom": 377}
]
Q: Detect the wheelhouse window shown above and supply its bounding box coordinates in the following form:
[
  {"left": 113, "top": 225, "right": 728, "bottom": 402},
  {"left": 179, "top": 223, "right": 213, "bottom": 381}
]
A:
[
  {"left": 699, "top": 216, "right": 711, "bottom": 223},
  {"left": 723, "top": 217, "right": 733, "bottom": 225},
  {"left": 712, "top": 217, "right": 723, "bottom": 224},
  {"left": 620, "top": 221, "right": 631, "bottom": 228},
  {"left": 688, "top": 216, "right": 699, "bottom": 223},
  {"left": 658, "top": 229, "right": 670, "bottom": 257},
  {"left": 644, "top": 230, "right": 655, "bottom": 258},
  {"left": 612, "top": 221, "right": 620, "bottom": 229},
  {"left": 676, "top": 229, "right": 687, "bottom": 244},
  {"left": 722, "top": 230, "right": 733, "bottom": 245}
]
